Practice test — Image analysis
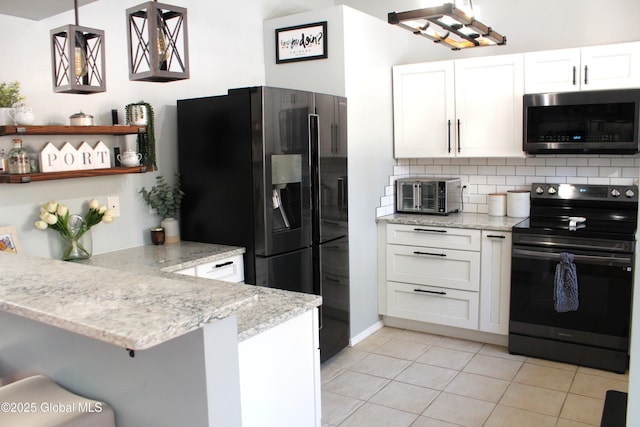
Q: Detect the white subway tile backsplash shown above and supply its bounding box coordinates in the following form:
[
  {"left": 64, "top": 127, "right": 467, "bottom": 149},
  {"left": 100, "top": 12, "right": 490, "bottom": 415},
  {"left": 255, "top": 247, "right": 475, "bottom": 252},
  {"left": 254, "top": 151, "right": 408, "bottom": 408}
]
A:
[
  {"left": 487, "top": 158, "right": 507, "bottom": 166},
  {"left": 535, "top": 166, "right": 556, "bottom": 176},
  {"left": 600, "top": 167, "right": 621, "bottom": 177},
  {"left": 525, "top": 157, "right": 547, "bottom": 166},
  {"left": 469, "top": 158, "right": 488, "bottom": 166},
  {"left": 460, "top": 165, "right": 478, "bottom": 175},
  {"left": 515, "top": 166, "right": 536, "bottom": 175},
  {"left": 377, "top": 155, "right": 640, "bottom": 217},
  {"left": 496, "top": 166, "right": 516, "bottom": 176},
  {"left": 577, "top": 167, "right": 599, "bottom": 176},
  {"left": 505, "top": 175, "right": 525, "bottom": 186},
  {"left": 555, "top": 167, "right": 577, "bottom": 177},
  {"left": 487, "top": 175, "right": 506, "bottom": 185},
  {"left": 545, "top": 158, "right": 567, "bottom": 166},
  {"left": 478, "top": 165, "right": 497, "bottom": 175},
  {"left": 567, "top": 158, "right": 589, "bottom": 166},
  {"left": 612, "top": 158, "right": 636, "bottom": 167},
  {"left": 442, "top": 165, "right": 461, "bottom": 175}
]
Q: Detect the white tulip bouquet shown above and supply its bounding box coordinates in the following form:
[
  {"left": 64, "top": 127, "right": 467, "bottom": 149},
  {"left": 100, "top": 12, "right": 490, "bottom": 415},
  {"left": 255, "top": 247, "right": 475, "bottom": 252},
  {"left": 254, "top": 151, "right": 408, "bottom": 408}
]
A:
[{"left": 34, "top": 199, "right": 115, "bottom": 260}]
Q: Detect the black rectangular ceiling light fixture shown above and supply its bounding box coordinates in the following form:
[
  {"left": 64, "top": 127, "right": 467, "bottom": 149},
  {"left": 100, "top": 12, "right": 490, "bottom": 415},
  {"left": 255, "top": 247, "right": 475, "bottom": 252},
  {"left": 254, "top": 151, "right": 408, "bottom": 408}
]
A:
[{"left": 388, "top": 3, "right": 506, "bottom": 50}]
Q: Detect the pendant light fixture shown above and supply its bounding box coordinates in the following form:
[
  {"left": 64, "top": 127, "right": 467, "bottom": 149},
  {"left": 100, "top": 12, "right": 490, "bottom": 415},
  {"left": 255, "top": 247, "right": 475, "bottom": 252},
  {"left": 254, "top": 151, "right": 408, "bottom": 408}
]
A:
[
  {"left": 126, "top": 1, "right": 189, "bottom": 82},
  {"left": 388, "top": 2, "right": 506, "bottom": 50},
  {"left": 51, "top": 0, "right": 106, "bottom": 93}
]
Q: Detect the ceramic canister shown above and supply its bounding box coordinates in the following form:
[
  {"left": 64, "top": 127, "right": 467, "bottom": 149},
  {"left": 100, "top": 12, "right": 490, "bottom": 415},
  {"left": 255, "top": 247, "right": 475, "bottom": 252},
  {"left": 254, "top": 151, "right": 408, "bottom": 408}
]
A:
[
  {"left": 488, "top": 193, "right": 507, "bottom": 216},
  {"left": 507, "top": 190, "right": 531, "bottom": 218}
]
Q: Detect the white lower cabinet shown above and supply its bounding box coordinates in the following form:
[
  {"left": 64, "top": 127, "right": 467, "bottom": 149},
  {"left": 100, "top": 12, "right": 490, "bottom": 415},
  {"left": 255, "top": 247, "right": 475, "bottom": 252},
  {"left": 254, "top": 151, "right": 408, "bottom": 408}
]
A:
[
  {"left": 238, "top": 308, "right": 320, "bottom": 427},
  {"left": 380, "top": 223, "right": 511, "bottom": 336},
  {"left": 479, "top": 230, "right": 512, "bottom": 335}
]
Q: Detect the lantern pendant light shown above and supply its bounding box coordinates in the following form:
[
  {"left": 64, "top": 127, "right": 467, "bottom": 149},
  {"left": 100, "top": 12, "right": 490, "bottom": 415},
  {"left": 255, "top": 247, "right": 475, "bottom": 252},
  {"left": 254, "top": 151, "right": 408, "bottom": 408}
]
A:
[
  {"left": 126, "top": 0, "right": 190, "bottom": 82},
  {"left": 51, "top": 0, "right": 106, "bottom": 93}
]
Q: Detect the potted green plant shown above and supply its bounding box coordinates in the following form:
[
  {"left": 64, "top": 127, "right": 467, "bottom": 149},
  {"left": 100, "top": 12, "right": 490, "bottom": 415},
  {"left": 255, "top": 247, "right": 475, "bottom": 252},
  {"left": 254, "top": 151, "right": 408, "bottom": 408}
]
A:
[
  {"left": 139, "top": 174, "right": 184, "bottom": 243},
  {"left": 0, "top": 81, "right": 25, "bottom": 126},
  {"left": 125, "top": 101, "right": 157, "bottom": 171}
]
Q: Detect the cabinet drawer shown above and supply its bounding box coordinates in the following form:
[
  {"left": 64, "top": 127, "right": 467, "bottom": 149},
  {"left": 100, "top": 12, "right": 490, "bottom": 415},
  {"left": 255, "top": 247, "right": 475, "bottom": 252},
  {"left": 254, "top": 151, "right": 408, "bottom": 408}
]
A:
[
  {"left": 387, "top": 281, "right": 479, "bottom": 329},
  {"left": 387, "top": 244, "right": 480, "bottom": 291},
  {"left": 387, "top": 224, "right": 481, "bottom": 251},
  {"left": 195, "top": 254, "right": 245, "bottom": 283}
]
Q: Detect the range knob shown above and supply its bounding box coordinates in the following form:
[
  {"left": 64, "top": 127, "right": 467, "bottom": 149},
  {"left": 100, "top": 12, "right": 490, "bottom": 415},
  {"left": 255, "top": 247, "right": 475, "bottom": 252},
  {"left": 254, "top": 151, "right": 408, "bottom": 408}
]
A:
[
  {"left": 626, "top": 189, "right": 636, "bottom": 198},
  {"left": 547, "top": 186, "right": 557, "bottom": 195},
  {"left": 535, "top": 186, "right": 545, "bottom": 195},
  {"left": 611, "top": 188, "right": 621, "bottom": 198}
]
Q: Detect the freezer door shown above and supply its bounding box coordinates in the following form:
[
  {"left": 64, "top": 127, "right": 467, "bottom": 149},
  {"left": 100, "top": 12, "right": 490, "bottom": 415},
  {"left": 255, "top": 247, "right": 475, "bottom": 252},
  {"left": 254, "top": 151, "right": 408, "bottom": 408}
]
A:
[
  {"left": 313, "top": 94, "right": 348, "bottom": 244},
  {"left": 253, "top": 87, "right": 314, "bottom": 256},
  {"left": 318, "top": 236, "right": 350, "bottom": 362},
  {"left": 254, "top": 247, "right": 314, "bottom": 294}
]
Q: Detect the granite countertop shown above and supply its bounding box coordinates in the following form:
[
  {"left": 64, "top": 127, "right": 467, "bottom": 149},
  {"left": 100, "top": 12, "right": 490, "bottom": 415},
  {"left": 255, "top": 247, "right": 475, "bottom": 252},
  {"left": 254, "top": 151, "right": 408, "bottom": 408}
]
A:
[
  {"left": 0, "top": 242, "right": 321, "bottom": 350},
  {"left": 376, "top": 212, "right": 527, "bottom": 231}
]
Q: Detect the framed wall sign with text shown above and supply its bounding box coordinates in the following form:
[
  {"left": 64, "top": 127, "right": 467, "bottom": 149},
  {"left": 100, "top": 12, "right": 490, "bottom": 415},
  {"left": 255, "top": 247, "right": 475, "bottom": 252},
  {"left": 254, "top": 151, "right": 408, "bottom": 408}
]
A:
[{"left": 276, "top": 21, "right": 327, "bottom": 64}]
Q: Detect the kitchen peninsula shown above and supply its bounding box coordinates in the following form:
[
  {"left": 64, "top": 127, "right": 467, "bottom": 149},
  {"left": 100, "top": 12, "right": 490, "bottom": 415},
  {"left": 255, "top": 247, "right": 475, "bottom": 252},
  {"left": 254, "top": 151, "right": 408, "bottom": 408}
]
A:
[{"left": 0, "top": 242, "right": 322, "bottom": 427}]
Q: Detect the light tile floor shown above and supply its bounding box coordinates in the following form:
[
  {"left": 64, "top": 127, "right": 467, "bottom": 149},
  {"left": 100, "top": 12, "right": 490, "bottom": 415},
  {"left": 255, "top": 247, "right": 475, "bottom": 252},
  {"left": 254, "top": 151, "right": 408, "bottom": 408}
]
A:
[{"left": 320, "top": 327, "right": 629, "bottom": 427}]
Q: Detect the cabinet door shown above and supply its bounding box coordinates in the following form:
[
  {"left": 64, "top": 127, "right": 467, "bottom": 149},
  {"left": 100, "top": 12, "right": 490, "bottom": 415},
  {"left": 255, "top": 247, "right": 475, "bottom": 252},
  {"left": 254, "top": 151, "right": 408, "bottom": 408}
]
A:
[
  {"left": 387, "top": 281, "right": 479, "bottom": 329},
  {"left": 392, "top": 61, "right": 455, "bottom": 158},
  {"left": 454, "top": 54, "right": 524, "bottom": 157},
  {"left": 479, "top": 231, "right": 512, "bottom": 335},
  {"left": 524, "top": 48, "right": 581, "bottom": 93},
  {"left": 580, "top": 42, "right": 640, "bottom": 90},
  {"left": 387, "top": 244, "right": 480, "bottom": 292}
]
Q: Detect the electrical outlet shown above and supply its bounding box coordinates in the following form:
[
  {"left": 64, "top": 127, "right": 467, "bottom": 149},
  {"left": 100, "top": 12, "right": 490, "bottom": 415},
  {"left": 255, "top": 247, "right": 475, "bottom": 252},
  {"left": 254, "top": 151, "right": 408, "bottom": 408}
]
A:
[{"left": 107, "top": 196, "right": 121, "bottom": 217}]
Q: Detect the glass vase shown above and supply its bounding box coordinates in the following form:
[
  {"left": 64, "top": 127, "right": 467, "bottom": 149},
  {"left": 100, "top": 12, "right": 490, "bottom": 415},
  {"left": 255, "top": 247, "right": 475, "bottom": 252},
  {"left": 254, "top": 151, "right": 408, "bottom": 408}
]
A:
[{"left": 60, "top": 214, "right": 92, "bottom": 261}]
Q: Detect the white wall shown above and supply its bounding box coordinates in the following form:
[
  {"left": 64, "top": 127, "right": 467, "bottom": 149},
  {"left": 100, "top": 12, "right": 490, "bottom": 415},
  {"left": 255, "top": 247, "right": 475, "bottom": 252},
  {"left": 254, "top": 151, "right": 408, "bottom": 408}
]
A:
[{"left": 264, "top": 6, "right": 407, "bottom": 339}]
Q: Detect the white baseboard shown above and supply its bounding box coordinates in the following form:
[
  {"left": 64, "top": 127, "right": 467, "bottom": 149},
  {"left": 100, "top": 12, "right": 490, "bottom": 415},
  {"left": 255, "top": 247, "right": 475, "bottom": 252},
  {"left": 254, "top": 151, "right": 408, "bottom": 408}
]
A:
[{"left": 349, "top": 320, "right": 384, "bottom": 347}]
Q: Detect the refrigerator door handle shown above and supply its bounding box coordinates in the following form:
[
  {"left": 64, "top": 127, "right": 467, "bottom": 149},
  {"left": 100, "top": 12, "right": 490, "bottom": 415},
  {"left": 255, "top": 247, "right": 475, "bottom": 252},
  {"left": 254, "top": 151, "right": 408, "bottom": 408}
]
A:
[{"left": 309, "top": 113, "right": 320, "bottom": 243}]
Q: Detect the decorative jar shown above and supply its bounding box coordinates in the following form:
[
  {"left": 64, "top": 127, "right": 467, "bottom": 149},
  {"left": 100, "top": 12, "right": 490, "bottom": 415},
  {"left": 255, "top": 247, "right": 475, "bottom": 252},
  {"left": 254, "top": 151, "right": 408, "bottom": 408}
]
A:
[{"left": 8, "top": 138, "right": 29, "bottom": 174}]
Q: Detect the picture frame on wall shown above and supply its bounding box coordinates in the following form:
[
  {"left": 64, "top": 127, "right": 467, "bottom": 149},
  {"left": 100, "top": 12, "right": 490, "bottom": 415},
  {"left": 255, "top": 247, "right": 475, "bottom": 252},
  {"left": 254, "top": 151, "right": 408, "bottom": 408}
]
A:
[
  {"left": 0, "top": 225, "right": 22, "bottom": 254},
  {"left": 276, "top": 21, "right": 327, "bottom": 64}
]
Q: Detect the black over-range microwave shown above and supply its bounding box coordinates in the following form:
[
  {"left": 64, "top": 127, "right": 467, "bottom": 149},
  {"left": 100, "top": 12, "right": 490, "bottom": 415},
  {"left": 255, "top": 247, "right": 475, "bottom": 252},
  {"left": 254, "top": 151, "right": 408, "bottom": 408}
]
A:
[{"left": 523, "top": 89, "right": 640, "bottom": 154}]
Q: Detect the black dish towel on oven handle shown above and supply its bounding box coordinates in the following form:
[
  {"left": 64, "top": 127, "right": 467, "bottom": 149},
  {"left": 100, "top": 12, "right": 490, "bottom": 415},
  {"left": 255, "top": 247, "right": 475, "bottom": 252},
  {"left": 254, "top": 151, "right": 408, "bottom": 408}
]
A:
[{"left": 554, "top": 252, "right": 579, "bottom": 313}]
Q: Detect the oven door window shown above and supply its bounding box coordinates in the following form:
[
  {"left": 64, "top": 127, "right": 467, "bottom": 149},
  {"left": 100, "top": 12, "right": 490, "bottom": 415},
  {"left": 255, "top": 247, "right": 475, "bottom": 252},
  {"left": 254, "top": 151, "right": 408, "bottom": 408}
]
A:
[
  {"left": 510, "top": 245, "right": 633, "bottom": 338},
  {"left": 419, "top": 183, "right": 436, "bottom": 211}
]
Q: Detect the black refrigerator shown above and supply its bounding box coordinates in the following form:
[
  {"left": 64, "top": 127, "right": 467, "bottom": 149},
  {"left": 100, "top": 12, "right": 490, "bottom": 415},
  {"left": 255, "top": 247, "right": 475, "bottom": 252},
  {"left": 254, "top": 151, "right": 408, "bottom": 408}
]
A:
[{"left": 177, "top": 86, "right": 349, "bottom": 362}]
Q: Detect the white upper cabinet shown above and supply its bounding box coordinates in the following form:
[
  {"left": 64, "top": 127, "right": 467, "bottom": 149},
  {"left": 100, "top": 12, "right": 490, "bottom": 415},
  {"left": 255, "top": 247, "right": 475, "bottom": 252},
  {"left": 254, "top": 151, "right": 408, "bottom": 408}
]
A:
[
  {"left": 392, "top": 61, "right": 455, "bottom": 158},
  {"left": 393, "top": 54, "right": 524, "bottom": 158},
  {"left": 454, "top": 55, "right": 524, "bottom": 158},
  {"left": 524, "top": 42, "right": 640, "bottom": 93}
]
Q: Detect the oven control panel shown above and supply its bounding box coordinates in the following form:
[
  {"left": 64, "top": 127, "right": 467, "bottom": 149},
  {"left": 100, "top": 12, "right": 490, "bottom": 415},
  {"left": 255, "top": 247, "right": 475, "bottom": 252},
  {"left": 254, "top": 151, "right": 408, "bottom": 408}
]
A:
[{"left": 532, "top": 183, "right": 638, "bottom": 202}]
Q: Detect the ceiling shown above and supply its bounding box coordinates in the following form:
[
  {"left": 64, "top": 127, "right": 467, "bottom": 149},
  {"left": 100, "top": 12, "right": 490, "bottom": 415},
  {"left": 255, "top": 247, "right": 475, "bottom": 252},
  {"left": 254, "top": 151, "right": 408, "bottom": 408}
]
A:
[{"left": 0, "top": 0, "right": 99, "bottom": 21}]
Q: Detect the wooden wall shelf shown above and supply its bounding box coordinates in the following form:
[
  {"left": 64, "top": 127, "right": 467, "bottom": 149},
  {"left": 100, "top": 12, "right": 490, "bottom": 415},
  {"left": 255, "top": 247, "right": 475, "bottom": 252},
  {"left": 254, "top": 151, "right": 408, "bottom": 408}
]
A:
[
  {"left": 0, "top": 125, "right": 145, "bottom": 136},
  {"left": 0, "top": 166, "right": 148, "bottom": 184},
  {"left": 0, "top": 125, "right": 150, "bottom": 183}
]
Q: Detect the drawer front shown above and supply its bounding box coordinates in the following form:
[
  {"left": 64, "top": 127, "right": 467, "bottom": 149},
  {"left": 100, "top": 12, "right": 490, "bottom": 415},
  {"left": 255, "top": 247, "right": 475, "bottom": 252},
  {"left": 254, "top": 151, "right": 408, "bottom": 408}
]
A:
[
  {"left": 195, "top": 254, "right": 245, "bottom": 283},
  {"left": 387, "top": 244, "right": 480, "bottom": 291},
  {"left": 387, "top": 224, "right": 481, "bottom": 251},
  {"left": 387, "top": 281, "right": 479, "bottom": 329}
]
